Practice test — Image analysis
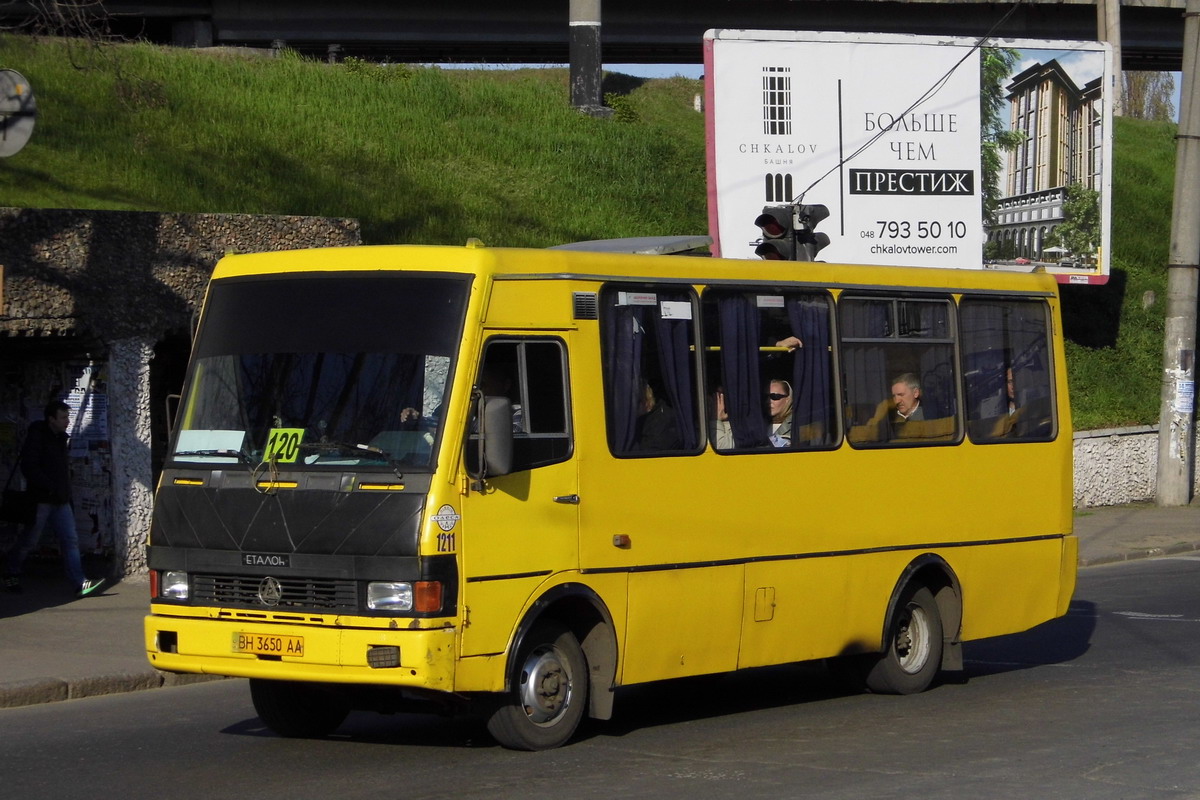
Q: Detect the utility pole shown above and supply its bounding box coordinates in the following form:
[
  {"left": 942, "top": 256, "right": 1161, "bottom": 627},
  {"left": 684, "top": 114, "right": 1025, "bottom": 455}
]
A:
[
  {"left": 1157, "top": 0, "right": 1200, "bottom": 506},
  {"left": 1097, "top": 0, "right": 1124, "bottom": 116}
]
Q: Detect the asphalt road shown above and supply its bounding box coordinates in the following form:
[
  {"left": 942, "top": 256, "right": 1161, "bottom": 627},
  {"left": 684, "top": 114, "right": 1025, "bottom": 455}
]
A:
[{"left": 3, "top": 557, "right": 1200, "bottom": 800}]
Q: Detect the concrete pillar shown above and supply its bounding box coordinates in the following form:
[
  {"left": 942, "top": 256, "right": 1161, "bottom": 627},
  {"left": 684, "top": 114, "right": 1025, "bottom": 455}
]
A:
[
  {"left": 171, "top": 19, "right": 213, "bottom": 49},
  {"left": 107, "top": 337, "right": 155, "bottom": 578},
  {"left": 1097, "top": 0, "right": 1124, "bottom": 116},
  {"left": 569, "top": 0, "right": 607, "bottom": 115},
  {"left": 1157, "top": 0, "right": 1200, "bottom": 506}
]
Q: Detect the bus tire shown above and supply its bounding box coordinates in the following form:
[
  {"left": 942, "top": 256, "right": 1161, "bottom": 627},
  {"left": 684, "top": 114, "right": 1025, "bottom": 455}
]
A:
[
  {"left": 249, "top": 678, "right": 349, "bottom": 738},
  {"left": 486, "top": 620, "right": 589, "bottom": 750},
  {"left": 865, "top": 584, "right": 943, "bottom": 695}
]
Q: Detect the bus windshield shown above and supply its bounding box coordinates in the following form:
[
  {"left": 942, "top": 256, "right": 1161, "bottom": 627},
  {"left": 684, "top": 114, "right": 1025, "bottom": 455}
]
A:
[{"left": 171, "top": 272, "right": 470, "bottom": 471}]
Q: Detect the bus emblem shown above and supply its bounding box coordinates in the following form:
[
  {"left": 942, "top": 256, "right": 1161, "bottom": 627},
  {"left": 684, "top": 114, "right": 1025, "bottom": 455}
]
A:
[
  {"left": 257, "top": 577, "right": 283, "bottom": 607},
  {"left": 432, "top": 504, "right": 460, "bottom": 532}
]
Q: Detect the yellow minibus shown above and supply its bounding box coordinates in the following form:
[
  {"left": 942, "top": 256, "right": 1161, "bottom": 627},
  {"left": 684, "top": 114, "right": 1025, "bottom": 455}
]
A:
[{"left": 145, "top": 241, "right": 1075, "bottom": 749}]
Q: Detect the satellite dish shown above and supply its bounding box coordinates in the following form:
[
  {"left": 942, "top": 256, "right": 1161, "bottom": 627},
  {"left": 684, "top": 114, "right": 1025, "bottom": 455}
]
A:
[{"left": 0, "top": 70, "right": 37, "bottom": 157}]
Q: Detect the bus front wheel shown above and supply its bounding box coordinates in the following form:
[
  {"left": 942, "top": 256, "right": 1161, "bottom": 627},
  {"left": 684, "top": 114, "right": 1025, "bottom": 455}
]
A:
[
  {"left": 487, "top": 620, "right": 589, "bottom": 750},
  {"left": 249, "top": 678, "right": 349, "bottom": 738},
  {"left": 865, "top": 584, "right": 943, "bottom": 695}
]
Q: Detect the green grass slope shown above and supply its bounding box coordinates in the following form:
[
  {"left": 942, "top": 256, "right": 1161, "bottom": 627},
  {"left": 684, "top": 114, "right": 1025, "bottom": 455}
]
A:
[
  {"left": 0, "top": 36, "right": 1179, "bottom": 430},
  {"left": 1062, "top": 116, "right": 1175, "bottom": 429},
  {"left": 0, "top": 36, "right": 707, "bottom": 245}
]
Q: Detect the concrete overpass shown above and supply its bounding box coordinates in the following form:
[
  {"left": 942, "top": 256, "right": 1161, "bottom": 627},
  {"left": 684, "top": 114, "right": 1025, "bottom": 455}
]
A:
[{"left": 1, "top": 1, "right": 1189, "bottom": 71}]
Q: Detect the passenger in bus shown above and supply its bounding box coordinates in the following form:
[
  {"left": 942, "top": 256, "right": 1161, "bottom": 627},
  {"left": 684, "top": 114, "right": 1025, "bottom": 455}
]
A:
[
  {"left": 399, "top": 364, "right": 522, "bottom": 433},
  {"left": 890, "top": 373, "right": 924, "bottom": 422},
  {"left": 775, "top": 335, "right": 803, "bottom": 351},
  {"left": 978, "top": 366, "right": 1016, "bottom": 420},
  {"left": 634, "top": 380, "right": 682, "bottom": 451},
  {"left": 989, "top": 368, "right": 1054, "bottom": 438},
  {"left": 710, "top": 386, "right": 735, "bottom": 449},
  {"left": 477, "top": 364, "right": 524, "bottom": 433},
  {"left": 768, "top": 379, "right": 793, "bottom": 447}
]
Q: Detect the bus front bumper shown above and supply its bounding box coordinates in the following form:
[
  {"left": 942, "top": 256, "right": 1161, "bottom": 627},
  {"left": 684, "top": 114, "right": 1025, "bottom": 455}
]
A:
[{"left": 145, "top": 609, "right": 458, "bottom": 691}]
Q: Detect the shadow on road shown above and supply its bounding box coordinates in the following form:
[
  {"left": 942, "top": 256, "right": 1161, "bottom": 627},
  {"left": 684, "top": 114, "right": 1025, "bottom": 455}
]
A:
[
  {"left": 0, "top": 554, "right": 115, "bottom": 619},
  {"left": 219, "top": 601, "right": 1097, "bottom": 748},
  {"left": 963, "top": 599, "right": 1096, "bottom": 677}
]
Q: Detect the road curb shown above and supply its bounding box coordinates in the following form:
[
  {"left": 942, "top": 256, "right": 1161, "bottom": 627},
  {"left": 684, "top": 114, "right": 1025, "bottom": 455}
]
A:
[
  {"left": 1079, "top": 541, "right": 1200, "bottom": 568},
  {"left": 0, "top": 670, "right": 228, "bottom": 709}
]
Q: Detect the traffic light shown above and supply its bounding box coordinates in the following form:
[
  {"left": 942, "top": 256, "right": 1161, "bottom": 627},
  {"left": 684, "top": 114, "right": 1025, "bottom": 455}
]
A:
[
  {"left": 753, "top": 204, "right": 830, "bottom": 262},
  {"left": 753, "top": 206, "right": 795, "bottom": 260},
  {"left": 795, "top": 204, "right": 830, "bottom": 262}
]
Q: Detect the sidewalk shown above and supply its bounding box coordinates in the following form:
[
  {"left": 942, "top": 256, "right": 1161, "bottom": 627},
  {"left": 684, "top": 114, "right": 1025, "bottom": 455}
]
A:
[
  {"left": 1, "top": 501, "right": 1198, "bottom": 710},
  {"left": 0, "top": 558, "right": 214, "bottom": 709}
]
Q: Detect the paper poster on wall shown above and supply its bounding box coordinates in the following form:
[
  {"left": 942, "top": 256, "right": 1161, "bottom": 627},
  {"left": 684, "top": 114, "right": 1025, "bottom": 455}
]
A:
[{"left": 63, "top": 362, "right": 114, "bottom": 553}]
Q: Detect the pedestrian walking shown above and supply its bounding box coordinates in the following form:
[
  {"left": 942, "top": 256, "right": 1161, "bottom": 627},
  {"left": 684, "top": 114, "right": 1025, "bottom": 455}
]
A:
[{"left": 3, "top": 400, "right": 105, "bottom": 598}]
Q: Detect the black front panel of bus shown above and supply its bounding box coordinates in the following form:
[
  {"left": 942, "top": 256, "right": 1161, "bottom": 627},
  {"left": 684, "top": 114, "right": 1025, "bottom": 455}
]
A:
[{"left": 150, "top": 483, "right": 423, "bottom": 558}]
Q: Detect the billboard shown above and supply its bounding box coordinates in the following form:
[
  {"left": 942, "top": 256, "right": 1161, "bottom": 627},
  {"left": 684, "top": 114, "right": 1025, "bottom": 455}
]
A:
[{"left": 704, "top": 29, "right": 1113, "bottom": 285}]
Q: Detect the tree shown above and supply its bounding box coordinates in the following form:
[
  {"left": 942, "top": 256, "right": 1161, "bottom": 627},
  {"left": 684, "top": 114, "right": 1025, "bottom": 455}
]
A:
[
  {"left": 1123, "top": 71, "right": 1175, "bottom": 121},
  {"left": 1, "top": 1, "right": 114, "bottom": 48},
  {"left": 980, "top": 48, "right": 1026, "bottom": 228},
  {"left": 1053, "top": 182, "right": 1101, "bottom": 257}
]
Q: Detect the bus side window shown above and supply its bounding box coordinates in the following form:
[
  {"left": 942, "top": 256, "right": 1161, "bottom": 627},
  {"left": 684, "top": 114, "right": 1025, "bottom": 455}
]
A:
[
  {"left": 840, "top": 295, "right": 960, "bottom": 446},
  {"left": 701, "top": 288, "right": 838, "bottom": 451},
  {"left": 960, "top": 298, "right": 1056, "bottom": 442},
  {"left": 600, "top": 285, "right": 702, "bottom": 457},
  {"left": 474, "top": 339, "right": 572, "bottom": 472}
]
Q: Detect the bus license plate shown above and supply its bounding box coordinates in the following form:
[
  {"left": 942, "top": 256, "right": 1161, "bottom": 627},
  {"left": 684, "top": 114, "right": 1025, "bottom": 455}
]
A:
[{"left": 232, "top": 632, "right": 304, "bottom": 657}]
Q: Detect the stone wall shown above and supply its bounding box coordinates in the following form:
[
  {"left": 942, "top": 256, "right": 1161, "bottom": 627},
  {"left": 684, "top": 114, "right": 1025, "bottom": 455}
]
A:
[
  {"left": 1074, "top": 425, "right": 1200, "bottom": 508},
  {"left": 0, "top": 208, "right": 360, "bottom": 340}
]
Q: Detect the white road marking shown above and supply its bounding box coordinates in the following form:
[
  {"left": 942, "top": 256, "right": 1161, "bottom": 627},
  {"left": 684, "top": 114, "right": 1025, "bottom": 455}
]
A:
[{"left": 1113, "top": 611, "right": 1199, "bottom": 622}]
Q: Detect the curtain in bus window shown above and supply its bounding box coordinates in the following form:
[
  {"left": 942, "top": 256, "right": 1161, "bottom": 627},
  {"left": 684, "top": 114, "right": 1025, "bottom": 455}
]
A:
[
  {"left": 839, "top": 300, "right": 889, "bottom": 431},
  {"left": 603, "top": 303, "right": 644, "bottom": 452},
  {"left": 718, "top": 294, "right": 770, "bottom": 448},
  {"left": 651, "top": 296, "right": 699, "bottom": 451},
  {"left": 786, "top": 295, "right": 834, "bottom": 447},
  {"left": 603, "top": 290, "right": 699, "bottom": 454},
  {"left": 962, "top": 302, "right": 1008, "bottom": 420}
]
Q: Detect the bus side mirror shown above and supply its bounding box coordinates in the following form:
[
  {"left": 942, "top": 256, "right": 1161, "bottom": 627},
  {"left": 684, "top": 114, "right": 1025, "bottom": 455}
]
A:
[
  {"left": 468, "top": 395, "right": 513, "bottom": 484},
  {"left": 482, "top": 396, "right": 514, "bottom": 477}
]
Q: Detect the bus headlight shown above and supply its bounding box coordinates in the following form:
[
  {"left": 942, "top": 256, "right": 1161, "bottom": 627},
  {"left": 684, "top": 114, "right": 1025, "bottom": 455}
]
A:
[
  {"left": 161, "top": 571, "right": 189, "bottom": 600},
  {"left": 367, "top": 581, "right": 413, "bottom": 611},
  {"left": 366, "top": 581, "right": 443, "bottom": 613}
]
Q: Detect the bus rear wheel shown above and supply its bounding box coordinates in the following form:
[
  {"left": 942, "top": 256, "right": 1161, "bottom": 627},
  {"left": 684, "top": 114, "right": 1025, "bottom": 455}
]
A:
[
  {"left": 249, "top": 678, "right": 349, "bottom": 738},
  {"left": 486, "top": 620, "right": 589, "bottom": 750},
  {"left": 865, "top": 584, "right": 943, "bottom": 694}
]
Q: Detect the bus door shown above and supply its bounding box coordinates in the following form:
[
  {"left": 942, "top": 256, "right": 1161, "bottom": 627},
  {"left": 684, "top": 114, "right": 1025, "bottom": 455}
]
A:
[{"left": 458, "top": 337, "right": 578, "bottom": 658}]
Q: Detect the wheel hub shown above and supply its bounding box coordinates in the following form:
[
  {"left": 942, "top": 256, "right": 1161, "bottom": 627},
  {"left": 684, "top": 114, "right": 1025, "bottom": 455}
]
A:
[
  {"left": 895, "top": 605, "right": 932, "bottom": 674},
  {"left": 518, "top": 646, "right": 572, "bottom": 724}
]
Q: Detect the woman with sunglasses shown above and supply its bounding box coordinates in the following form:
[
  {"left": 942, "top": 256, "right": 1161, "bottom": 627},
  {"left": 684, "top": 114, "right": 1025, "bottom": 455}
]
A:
[{"left": 767, "top": 379, "right": 794, "bottom": 448}]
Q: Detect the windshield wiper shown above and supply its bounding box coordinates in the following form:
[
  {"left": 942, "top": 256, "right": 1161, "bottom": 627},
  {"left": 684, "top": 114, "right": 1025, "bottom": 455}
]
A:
[
  {"left": 298, "top": 441, "right": 405, "bottom": 475},
  {"left": 298, "top": 441, "right": 389, "bottom": 459},
  {"left": 174, "top": 449, "right": 254, "bottom": 465}
]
